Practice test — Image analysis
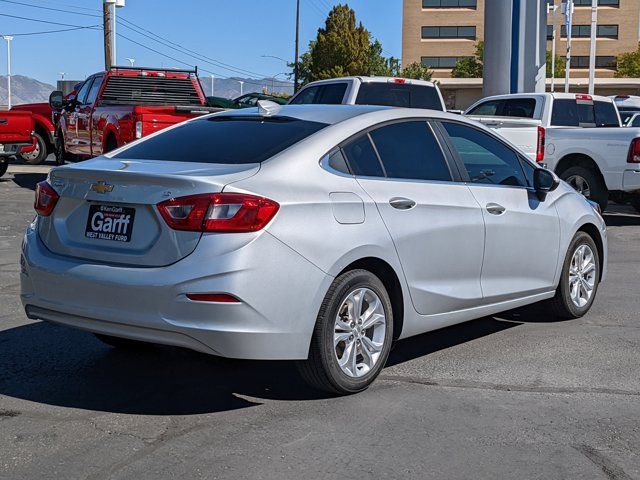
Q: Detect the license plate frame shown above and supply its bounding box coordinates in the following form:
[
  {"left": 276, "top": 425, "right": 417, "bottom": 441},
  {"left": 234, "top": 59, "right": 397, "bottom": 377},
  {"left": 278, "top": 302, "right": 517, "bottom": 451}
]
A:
[{"left": 85, "top": 204, "right": 136, "bottom": 243}]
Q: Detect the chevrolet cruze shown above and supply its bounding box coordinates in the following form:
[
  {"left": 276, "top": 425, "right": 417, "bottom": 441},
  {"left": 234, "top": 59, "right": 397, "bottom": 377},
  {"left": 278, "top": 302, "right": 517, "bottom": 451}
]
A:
[{"left": 21, "top": 104, "right": 607, "bottom": 394}]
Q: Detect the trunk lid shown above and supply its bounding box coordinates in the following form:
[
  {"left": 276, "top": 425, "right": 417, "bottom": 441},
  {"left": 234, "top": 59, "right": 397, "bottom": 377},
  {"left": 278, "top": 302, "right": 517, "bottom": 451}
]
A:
[{"left": 40, "top": 157, "right": 259, "bottom": 266}]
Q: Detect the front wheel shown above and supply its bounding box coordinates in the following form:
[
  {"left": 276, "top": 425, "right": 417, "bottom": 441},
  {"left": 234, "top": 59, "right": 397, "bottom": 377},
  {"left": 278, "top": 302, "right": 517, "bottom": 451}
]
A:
[
  {"left": 544, "top": 232, "right": 600, "bottom": 319},
  {"left": 0, "top": 158, "right": 8, "bottom": 178},
  {"left": 54, "top": 135, "right": 72, "bottom": 165},
  {"left": 560, "top": 166, "right": 608, "bottom": 212},
  {"left": 297, "top": 269, "right": 394, "bottom": 395}
]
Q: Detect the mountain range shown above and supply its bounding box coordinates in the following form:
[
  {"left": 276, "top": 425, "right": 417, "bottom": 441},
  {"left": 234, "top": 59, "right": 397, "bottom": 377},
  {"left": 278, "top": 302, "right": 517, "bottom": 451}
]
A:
[{"left": 0, "top": 74, "right": 294, "bottom": 107}]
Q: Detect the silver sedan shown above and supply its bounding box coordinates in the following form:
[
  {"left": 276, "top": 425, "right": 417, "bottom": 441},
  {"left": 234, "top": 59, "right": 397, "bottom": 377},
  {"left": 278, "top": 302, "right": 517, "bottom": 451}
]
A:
[{"left": 21, "top": 104, "right": 607, "bottom": 394}]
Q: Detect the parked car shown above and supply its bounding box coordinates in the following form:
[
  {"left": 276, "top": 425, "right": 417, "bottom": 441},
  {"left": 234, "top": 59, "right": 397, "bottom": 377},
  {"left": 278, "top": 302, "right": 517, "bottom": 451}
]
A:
[
  {"left": 288, "top": 76, "right": 446, "bottom": 111},
  {"left": 609, "top": 95, "right": 640, "bottom": 126},
  {"left": 21, "top": 104, "right": 606, "bottom": 394},
  {"left": 50, "top": 66, "right": 222, "bottom": 163},
  {"left": 465, "top": 92, "right": 640, "bottom": 212},
  {"left": 206, "top": 92, "right": 288, "bottom": 109},
  {"left": 0, "top": 110, "right": 35, "bottom": 177}
]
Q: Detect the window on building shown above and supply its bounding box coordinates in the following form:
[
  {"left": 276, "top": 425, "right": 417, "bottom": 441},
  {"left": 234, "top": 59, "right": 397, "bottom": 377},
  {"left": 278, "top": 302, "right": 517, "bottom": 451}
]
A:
[
  {"left": 560, "top": 24, "right": 618, "bottom": 39},
  {"left": 421, "top": 56, "right": 466, "bottom": 69},
  {"left": 568, "top": 56, "right": 617, "bottom": 70},
  {"left": 573, "top": 0, "right": 619, "bottom": 6},
  {"left": 423, "top": 0, "right": 477, "bottom": 8},
  {"left": 422, "top": 26, "right": 476, "bottom": 40}
]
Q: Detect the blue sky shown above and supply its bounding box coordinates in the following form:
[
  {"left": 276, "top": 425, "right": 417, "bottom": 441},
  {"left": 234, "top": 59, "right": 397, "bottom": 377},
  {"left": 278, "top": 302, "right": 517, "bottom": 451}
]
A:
[{"left": 0, "top": 0, "right": 402, "bottom": 86}]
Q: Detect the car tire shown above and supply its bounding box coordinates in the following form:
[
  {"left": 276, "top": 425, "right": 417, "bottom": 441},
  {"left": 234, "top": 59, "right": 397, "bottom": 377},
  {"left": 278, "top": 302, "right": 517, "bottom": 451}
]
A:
[
  {"left": 18, "top": 132, "right": 48, "bottom": 165},
  {"left": 630, "top": 195, "right": 640, "bottom": 214},
  {"left": 104, "top": 136, "right": 118, "bottom": 154},
  {"left": 545, "top": 232, "right": 600, "bottom": 320},
  {"left": 54, "top": 134, "right": 71, "bottom": 165},
  {"left": 94, "top": 333, "right": 152, "bottom": 350},
  {"left": 297, "top": 269, "right": 394, "bottom": 395},
  {"left": 560, "top": 166, "right": 608, "bottom": 212}
]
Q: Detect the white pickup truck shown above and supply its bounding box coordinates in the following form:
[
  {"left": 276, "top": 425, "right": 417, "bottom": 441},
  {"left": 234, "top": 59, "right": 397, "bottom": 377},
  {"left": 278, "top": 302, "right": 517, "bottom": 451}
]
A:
[
  {"left": 465, "top": 92, "right": 640, "bottom": 212},
  {"left": 288, "top": 76, "right": 447, "bottom": 111}
]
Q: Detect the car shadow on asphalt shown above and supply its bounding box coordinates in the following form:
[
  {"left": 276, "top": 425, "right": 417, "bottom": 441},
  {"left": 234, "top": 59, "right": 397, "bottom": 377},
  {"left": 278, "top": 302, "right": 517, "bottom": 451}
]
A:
[
  {"left": 11, "top": 173, "right": 47, "bottom": 190},
  {"left": 603, "top": 211, "right": 640, "bottom": 227},
  {"left": 0, "top": 305, "right": 562, "bottom": 415}
]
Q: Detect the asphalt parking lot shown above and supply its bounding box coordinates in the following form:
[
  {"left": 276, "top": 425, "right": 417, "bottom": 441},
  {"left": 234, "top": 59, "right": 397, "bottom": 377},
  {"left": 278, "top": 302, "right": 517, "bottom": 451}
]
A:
[{"left": 1, "top": 161, "right": 639, "bottom": 480}]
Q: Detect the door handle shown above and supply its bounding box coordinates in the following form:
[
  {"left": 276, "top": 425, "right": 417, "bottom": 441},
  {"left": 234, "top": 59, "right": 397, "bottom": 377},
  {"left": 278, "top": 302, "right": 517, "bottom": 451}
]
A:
[
  {"left": 486, "top": 203, "right": 506, "bottom": 215},
  {"left": 389, "top": 197, "right": 416, "bottom": 210}
]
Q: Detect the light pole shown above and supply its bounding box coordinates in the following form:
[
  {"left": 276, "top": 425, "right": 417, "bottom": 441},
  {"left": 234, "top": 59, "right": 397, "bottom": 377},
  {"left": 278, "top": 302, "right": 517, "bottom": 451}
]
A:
[
  {"left": 239, "top": 80, "right": 244, "bottom": 96},
  {"left": 126, "top": 57, "right": 135, "bottom": 67},
  {"left": 210, "top": 74, "right": 215, "bottom": 96},
  {"left": 270, "top": 73, "right": 288, "bottom": 92},
  {"left": 563, "top": 0, "right": 574, "bottom": 93},
  {"left": 548, "top": 2, "right": 558, "bottom": 92},
  {"left": 59, "top": 72, "right": 66, "bottom": 81},
  {"left": 588, "top": 0, "right": 598, "bottom": 95},
  {"left": 2, "top": 35, "right": 13, "bottom": 110}
]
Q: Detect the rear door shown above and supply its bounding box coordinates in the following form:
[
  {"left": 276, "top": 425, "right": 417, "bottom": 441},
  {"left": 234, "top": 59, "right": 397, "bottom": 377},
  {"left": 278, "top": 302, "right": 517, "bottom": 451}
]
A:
[
  {"left": 342, "top": 120, "right": 485, "bottom": 316},
  {"left": 439, "top": 120, "right": 560, "bottom": 303}
]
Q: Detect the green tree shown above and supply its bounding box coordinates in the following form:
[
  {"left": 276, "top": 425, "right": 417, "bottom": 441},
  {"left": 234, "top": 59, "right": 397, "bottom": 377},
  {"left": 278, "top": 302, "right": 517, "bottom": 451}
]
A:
[
  {"left": 546, "top": 51, "right": 566, "bottom": 78},
  {"left": 615, "top": 44, "right": 640, "bottom": 77},
  {"left": 294, "top": 4, "right": 393, "bottom": 84},
  {"left": 452, "top": 41, "right": 484, "bottom": 78},
  {"left": 400, "top": 62, "right": 434, "bottom": 81}
]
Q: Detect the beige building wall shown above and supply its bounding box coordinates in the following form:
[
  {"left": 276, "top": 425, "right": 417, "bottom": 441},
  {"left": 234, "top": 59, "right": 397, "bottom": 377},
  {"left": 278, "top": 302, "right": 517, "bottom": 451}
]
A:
[{"left": 402, "top": 0, "right": 640, "bottom": 79}]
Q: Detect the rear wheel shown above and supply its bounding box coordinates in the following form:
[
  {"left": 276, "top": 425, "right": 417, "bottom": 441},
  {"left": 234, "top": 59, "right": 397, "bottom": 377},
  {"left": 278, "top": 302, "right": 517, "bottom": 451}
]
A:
[
  {"left": 544, "top": 232, "right": 600, "bottom": 319},
  {"left": 18, "top": 132, "right": 48, "bottom": 165},
  {"left": 560, "top": 166, "right": 608, "bottom": 212},
  {"left": 104, "top": 135, "right": 118, "bottom": 154},
  {"left": 297, "top": 269, "right": 394, "bottom": 395},
  {"left": 94, "top": 333, "right": 152, "bottom": 350}
]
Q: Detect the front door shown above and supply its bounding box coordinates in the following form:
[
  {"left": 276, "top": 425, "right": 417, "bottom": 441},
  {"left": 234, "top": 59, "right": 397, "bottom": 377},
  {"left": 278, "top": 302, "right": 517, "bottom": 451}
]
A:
[
  {"left": 342, "top": 120, "right": 485, "bottom": 316},
  {"left": 439, "top": 121, "right": 561, "bottom": 304}
]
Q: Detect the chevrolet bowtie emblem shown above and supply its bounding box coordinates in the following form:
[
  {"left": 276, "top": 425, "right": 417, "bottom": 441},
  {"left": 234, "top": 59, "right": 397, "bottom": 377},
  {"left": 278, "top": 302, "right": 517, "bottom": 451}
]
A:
[{"left": 90, "top": 181, "right": 114, "bottom": 194}]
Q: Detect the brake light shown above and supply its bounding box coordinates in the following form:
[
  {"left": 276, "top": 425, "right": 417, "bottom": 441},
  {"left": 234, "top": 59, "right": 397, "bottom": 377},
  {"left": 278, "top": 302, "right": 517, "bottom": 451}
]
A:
[
  {"left": 536, "top": 126, "right": 546, "bottom": 163},
  {"left": 391, "top": 78, "right": 407, "bottom": 84},
  {"left": 157, "top": 193, "right": 279, "bottom": 233},
  {"left": 186, "top": 293, "right": 240, "bottom": 303},
  {"left": 627, "top": 138, "right": 640, "bottom": 163},
  {"left": 34, "top": 181, "right": 59, "bottom": 216},
  {"left": 576, "top": 94, "right": 593, "bottom": 101}
]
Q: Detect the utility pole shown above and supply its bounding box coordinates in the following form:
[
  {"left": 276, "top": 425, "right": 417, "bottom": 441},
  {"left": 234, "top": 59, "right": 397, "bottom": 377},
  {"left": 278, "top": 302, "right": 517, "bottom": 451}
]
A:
[
  {"left": 294, "top": 0, "right": 300, "bottom": 93},
  {"left": 588, "top": 0, "right": 598, "bottom": 95},
  {"left": 103, "top": 2, "right": 113, "bottom": 69},
  {"left": 3, "top": 36, "right": 13, "bottom": 110},
  {"left": 548, "top": 2, "right": 558, "bottom": 92},
  {"left": 563, "top": 0, "right": 574, "bottom": 93}
]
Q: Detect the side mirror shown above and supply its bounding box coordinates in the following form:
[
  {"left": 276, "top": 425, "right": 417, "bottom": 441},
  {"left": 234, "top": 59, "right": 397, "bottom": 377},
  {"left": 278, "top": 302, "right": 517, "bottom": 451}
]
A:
[
  {"left": 49, "top": 90, "right": 65, "bottom": 110},
  {"left": 534, "top": 168, "right": 560, "bottom": 200}
]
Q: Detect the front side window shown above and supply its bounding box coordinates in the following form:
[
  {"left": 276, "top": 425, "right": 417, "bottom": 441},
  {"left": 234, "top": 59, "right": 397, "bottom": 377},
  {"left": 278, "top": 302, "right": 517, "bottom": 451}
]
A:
[
  {"left": 467, "top": 98, "right": 536, "bottom": 118},
  {"left": 632, "top": 116, "right": 640, "bottom": 128},
  {"left": 113, "top": 116, "right": 328, "bottom": 164},
  {"left": 442, "top": 122, "right": 527, "bottom": 187},
  {"left": 368, "top": 121, "right": 451, "bottom": 181},
  {"left": 467, "top": 100, "right": 502, "bottom": 116},
  {"left": 75, "top": 79, "right": 93, "bottom": 105},
  {"left": 85, "top": 75, "right": 103, "bottom": 106}
]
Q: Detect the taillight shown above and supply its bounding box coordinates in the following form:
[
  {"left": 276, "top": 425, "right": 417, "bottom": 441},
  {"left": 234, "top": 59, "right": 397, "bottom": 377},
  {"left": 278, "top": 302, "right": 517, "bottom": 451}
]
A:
[
  {"left": 135, "top": 120, "right": 143, "bottom": 139},
  {"left": 536, "top": 126, "right": 546, "bottom": 163},
  {"left": 34, "top": 181, "right": 59, "bottom": 216},
  {"left": 627, "top": 138, "right": 640, "bottom": 163},
  {"left": 157, "top": 193, "right": 279, "bottom": 233},
  {"left": 186, "top": 293, "right": 240, "bottom": 303}
]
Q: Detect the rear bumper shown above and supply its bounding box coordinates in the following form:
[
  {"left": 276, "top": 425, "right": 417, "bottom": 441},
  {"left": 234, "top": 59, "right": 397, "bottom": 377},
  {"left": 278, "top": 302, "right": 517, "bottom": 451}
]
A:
[
  {"left": 622, "top": 169, "right": 640, "bottom": 192},
  {"left": 0, "top": 141, "right": 31, "bottom": 157},
  {"left": 20, "top": 222, "right": 332, "bottom": 360}
]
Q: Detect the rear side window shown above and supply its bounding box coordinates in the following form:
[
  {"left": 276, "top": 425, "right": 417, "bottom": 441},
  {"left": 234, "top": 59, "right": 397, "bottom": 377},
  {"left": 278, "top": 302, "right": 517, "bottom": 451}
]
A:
[
  {"left": 368, "top": 121, "right": 451, "bottom": 181},
  {"left": 113, "top": 116, "right": 328, "bottom": 164},
  {"left": 289, "top": 83, "right": 348, "bottom": 105},
  {"left": 551, "top": 99, "right": 579, "bottom": 127},
  {"left": 577, "top": 101, "right": 596, "bottom": 127},
  {"left": 632, "top": 116, "right": 640, "bottom": 128},
  {"left": 594, "top": 101, "right": 619, "bottom": 127},
  {"left": 342, "top": 135, "right": 384, "bottom": 177},
  {"left": 355, "top": 83, "right": 443, "bottom": 110}
]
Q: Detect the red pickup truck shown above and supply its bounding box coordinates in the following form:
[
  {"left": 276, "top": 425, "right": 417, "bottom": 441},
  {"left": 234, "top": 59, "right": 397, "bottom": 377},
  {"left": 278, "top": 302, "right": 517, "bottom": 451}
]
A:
[
  {"left": 50, "top": 66, "right": 220, "bottom": 163},
  {"left": 0, "top": 110, "right": 35, "bottom": 177}
]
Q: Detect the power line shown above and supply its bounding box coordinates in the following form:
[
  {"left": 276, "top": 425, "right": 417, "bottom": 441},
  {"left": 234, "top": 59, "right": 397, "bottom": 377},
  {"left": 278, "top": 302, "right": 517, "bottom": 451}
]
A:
[
  {"left": 0, "top": 0, "right": 100, "bottom": 17},
  {"left": 4, "top": 25, "right": 101, "bottom": 36}
]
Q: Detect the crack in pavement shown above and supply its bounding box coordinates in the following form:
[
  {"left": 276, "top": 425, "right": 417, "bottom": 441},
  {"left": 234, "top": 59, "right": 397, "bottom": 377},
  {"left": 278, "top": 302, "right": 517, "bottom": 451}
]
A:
[
  {"left": 379, "top": 374, "right": 640, "bottom": 397},
  {"left": 573, "top": 444, "right": 633, "bottom": 480}
]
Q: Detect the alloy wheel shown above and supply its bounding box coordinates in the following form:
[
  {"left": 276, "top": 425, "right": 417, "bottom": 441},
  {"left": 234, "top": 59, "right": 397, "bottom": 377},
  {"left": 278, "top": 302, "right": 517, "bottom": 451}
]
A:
[
  {"left": 569, "top": 244, "right": 597, "bottom": 308},
  {"left": 333, "top": 288, "right": 386, "bottom": 378},
  {"left": 566, "top": 174, "right": 591, "bottom": 198}
]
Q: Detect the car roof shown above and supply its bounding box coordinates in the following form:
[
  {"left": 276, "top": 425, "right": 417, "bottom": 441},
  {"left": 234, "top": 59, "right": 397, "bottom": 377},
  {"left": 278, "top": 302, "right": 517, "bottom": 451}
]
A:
[
  {"left": 300, "top": 76, "right": 437, "bottom": 88},
  {"left": 473, "top": 92, "right": 614, "bottom": 103}
]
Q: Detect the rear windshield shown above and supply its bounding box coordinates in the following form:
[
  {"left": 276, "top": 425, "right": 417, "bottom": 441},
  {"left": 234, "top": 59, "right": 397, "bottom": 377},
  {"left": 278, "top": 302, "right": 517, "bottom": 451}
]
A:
[
  {"left": 551, "top": 99, "right": 620, "bottom": 127},
  {"left": 355, "top": 83, "right": 443, "bottom": 110},
  {"left": 113, "top": 116, "right": 328, "bottom": 164},
  {"left": 289, "top": 83, "right": 348, "bottom": 105},
  {"left": 99, "top": 74, "right": 203, "bottom": 106}
]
